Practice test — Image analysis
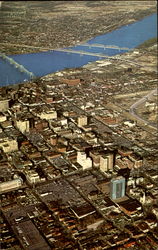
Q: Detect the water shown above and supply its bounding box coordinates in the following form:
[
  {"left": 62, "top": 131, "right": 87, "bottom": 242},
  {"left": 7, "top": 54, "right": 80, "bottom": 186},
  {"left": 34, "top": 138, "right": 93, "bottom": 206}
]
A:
[
  {"left": 8, "top": 51, "right": 100, "bottom": 78},
  {"left": 87, "top": 13, "right": 157, "bottom": 48},
  {"left": 0, "top": 59, "right": 29, "bottom": 86},
  {"left": 0, "top": 13, "right": 157, "bottom": 86},
  {"left": 68, "top": 45, "right": 129, "bottom": 56}
]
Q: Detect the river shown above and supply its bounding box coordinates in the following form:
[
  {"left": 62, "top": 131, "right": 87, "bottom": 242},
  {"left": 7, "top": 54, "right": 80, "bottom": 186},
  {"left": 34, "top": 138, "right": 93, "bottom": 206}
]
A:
[{"left": 0, "top": 13, "right": 157, "bottom": 86}]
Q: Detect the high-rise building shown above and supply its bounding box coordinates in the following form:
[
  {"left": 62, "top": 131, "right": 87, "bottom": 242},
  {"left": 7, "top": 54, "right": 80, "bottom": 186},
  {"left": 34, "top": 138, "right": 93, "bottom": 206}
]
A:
[
  {"left": 100, "top": 153, "right": 114, "bottom": 172},
  {"left": 89, "top": 151, "right": 100, "bottom": 168},
  {"left": 77, "top": 151, "right": 92, "bottom": 170},
  {"left": 100, "top": 155, "right": 108, "bottom": 171},
  {"left": 110, "top": 176, "right": 125, "bottom": 200}
]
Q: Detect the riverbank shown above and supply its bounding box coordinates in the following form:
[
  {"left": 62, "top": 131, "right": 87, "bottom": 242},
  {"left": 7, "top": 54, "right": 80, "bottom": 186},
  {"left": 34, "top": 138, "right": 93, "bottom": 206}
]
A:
[
  {"left": 0, "top": 1, "right": 156, "bottom": 55},
  {"left": 0, "top": 37, "right": 157, "bottom": 158},
  {"left": 0, "top": 12, "right": 156, "bottom": 86}
]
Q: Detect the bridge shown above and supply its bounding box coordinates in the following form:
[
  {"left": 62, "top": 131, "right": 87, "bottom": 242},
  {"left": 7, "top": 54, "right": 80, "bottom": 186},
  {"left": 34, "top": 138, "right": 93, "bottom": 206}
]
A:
[
  {"left": 54, "top": 48, "right": 141, "bottom": 66},
  {"left": 0, "top": 42, "right": 131, "bottom": 52},
  {"left": 76, "top": 43, "right": 131, "bottom": 51},
  {"left": 54, "top": 48, "right": 107, "bottom": 58},
  {"left": 0, "top": 43, "right": 141, "bottom": 75},
  {"left": 0, "top": 52, "right": 35, "bottom": 79}
]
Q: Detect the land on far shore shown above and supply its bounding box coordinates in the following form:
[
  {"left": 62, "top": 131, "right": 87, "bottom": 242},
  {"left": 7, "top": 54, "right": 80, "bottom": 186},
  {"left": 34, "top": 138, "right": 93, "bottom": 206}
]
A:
[{"left": 0, "top": 1, "right": 157, "bottom": 54}]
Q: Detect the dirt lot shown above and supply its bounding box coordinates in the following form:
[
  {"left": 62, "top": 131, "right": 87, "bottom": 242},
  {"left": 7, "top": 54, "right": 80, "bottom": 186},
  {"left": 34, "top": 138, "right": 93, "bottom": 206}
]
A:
[{"left": 0, "top": 1, "right": 156, "bottom": 54}]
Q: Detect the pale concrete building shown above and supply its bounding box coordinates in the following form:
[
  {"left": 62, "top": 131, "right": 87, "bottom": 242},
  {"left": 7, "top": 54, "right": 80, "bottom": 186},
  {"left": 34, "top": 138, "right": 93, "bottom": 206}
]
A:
[
  {"left": 100, "top": 153, "right": 114, "bottom": 172},
  {"left": 78, "top": 115, "right": 87, "bottom": 127},
  {"left": 0, "top": 178, "right": 23, "bottom": 193},
  {"left": 77, "top": 151, "right": 92, "bottom": 170},
  {"left": 37, "top": 110, "right": 57, "bottom": 120},
  {"left": 0, "top": 99, "right": 9, "bottom": 112},
  {"left": 0, "top": 114, "right": 6, "bottom": 123},
  {"left": 0, "top": 137, "right": 18, "bottom": 153},
  {"left": 100, "top": 155, "right": 108, "bottom": 172},
  {"left": 25, "top": 170, "right": 41, "bottom": 184},
  {"left": 15, "top": 119, "right": 30, "bottom": 133}
]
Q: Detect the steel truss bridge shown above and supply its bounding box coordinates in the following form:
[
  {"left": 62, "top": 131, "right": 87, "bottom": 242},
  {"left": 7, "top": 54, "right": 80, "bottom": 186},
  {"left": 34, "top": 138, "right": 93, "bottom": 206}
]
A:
[
  {"left": 0, "top": 52, "right": 35, "bottom": 79},
  {"left": 76, "top": 43, "right": 131, "bottom": 51},
  {"left": 54, "top": 48, "right": 141, "bottom": 67}
]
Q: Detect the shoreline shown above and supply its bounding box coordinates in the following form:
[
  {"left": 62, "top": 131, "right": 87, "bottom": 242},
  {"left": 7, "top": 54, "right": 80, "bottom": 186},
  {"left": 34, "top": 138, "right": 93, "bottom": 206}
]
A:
[
  {"left": 1, "top": 11, "right": 156, "bottom": 56},
  {"left": 0, "top": 1, "right": 156, "bottom": 55}
]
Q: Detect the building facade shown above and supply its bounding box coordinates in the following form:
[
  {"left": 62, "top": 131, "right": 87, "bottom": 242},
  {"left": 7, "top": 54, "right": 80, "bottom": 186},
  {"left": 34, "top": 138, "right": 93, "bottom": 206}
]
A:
[
  {"left": 77, "top": 151, "right": 92, "bottom": 170},
  {"left": 78, "top": 116, "right": 87, "bottom": 127},
  {"left": 100, "top": 153, "right": 113, "bottom": 172},
  {"left": 110, "top": 176, "right": 125, "bottom": 200}
]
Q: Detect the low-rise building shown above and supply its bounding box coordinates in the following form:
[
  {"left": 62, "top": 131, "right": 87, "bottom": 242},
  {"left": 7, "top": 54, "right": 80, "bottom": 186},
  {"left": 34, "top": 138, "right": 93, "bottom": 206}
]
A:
[
  {"left": 15, "top": 119, "right": 30, "bottom": 133},
  {"left": 78, "top": 115, "right": 88, "bottom": 127},
  {"left": 0, "top": 113, "right": 7, "bottom": 122},
  {"left": 37, "top": 110, "right": 57, "bottom": 120},
  {"left": 25, "top": 170, "right": 41, "bottom": 184},
  {"left": 0, "top": 178, "right": 23, "bottom": 193},
  {"left": 0, "top": 99, "right": 10, "bottom": 112},
  {"left": 0, "top": 137, "right": 18, "bottom": 153},
  {"left": 129, "top": 154, "right": 143, "bottom": 168}
]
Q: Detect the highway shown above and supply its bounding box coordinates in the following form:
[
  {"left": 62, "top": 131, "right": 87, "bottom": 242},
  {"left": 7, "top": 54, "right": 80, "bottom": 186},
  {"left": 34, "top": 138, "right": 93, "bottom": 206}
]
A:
[
  {"left": 62, "top": 93, "right": 150, "bottom": 156},
  {"left": 129, "top": 88, "right": 157, "bottom": 129}
]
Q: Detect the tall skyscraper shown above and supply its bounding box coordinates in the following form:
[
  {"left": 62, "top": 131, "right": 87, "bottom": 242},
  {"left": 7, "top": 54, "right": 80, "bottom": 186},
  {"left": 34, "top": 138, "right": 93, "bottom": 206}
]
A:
[
  {"left": 100, "top": 153, "right": 114, "bottom": 172},
  {"left": 110, "top": 176, "right": 125, "bottom": 200}
]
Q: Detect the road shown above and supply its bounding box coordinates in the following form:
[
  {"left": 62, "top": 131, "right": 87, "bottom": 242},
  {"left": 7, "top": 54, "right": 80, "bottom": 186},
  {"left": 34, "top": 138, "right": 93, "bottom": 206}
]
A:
[
  {"left": 129, "top": 88, "right": 157, "bottom": 129},
  {"left": 62, "top": 92, "right": 150, "bottom": 156}
]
